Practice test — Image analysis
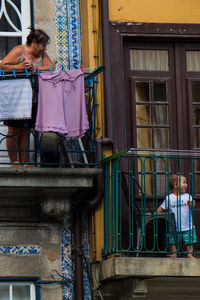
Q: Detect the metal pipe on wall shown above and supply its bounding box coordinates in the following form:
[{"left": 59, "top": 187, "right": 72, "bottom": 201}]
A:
[
  {"left": 100, "top": 0, "right": 113, "bottom": 141},
  {"left": 73, "top": 138, "right": 112, "bottom": 299}
]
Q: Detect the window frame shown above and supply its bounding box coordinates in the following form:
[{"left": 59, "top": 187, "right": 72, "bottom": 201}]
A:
[
  {"left": 107, "top": 22, "right": 200, "bottom": 153},
  {"left": 0, "top": 0, "right": 32, "bottom": 44},
  {"left": 130, "top": 76, "right": 173, "bottom": 150},
  {"left": 0, "top": 278, "right": 40, "bottom": 300}
]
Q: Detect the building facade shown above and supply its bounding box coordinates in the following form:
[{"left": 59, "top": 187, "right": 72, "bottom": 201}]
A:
[
  {"left": 2, "top": 1, "right": 200, "bottom": 300},
  {"left": 89, "top": 1, "right": 200, "bottom": 300},
  {"left": 0, "top": 1, "right": 101, "bottom": 300}
]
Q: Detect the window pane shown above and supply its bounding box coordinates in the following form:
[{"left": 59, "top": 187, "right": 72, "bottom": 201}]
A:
[
  {"left": 0, "top": 37, "right": 21, "bottom": 60},
  {"left": 13, "top": 285, "right": 30, "bottom": 300},
  {"left": 136, "top": 82, "right": 149, "bottom": 102},
  {"left": 153, "top": 82, "right": 167, "bottom": 101},
  {"left": 186, "top": 51, "right": 200, "bottom": 71},
  {"left": 193, "top": 128, "right": 200, "bottom": 148},
  {"left": 137, "top": 128, "right": 152, "bottom": 148},
  {"left": 193, "top": 105, "right": 200, "bottom": 125},
  {"left": 0, "top": 0, "right": 21, "bottom": 31},
  {"left": 130, "top": 50, "right": 169, "bottom": 71},
  {"left": 192, "top": 83, "right": 200, "bottom": 102},
  {"left": 153, "top": 106, "right": 168, "bottom": 125},
  {"left": 0, "top": 285, "right": 9, "bottom": 300},
  {"left": 154, "top": 128, "right": 169, "bottom": 148},
  {"left": 136, "top": 105, "right": 151, "bottom": 125},
  {"left": 195, "top": 174, "right": 200, "bottom": 194}
]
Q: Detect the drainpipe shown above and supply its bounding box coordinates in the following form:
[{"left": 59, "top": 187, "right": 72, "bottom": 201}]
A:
[
  {"left": 73, "top": 138, "right": 112, "bottom": 300},
  {"left": 100, "top": 0, "right": 113, "bottom": 141},
  {"left": 88, "top": 138, "right": 112, "bottom": 211},
  {"left": 74, "top": 208, "right": 84, "bottom": 300}
]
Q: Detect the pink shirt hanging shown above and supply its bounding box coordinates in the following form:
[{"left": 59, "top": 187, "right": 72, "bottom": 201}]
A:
[
  {"left": 63, "top": 70, "right": 89, "bottom": 138},
  {"left": 35, "top": 71, "right": 68, "bottom": 135},
  {"left": 35, "top": 70, "right": 89, "bottom": 138}
]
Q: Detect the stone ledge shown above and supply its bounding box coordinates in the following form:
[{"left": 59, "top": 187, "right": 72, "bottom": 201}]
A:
[
  {"left": 0, "top": 168, "right": 102, "bottom": 217},
  {"left": 0, "top": 167, "right": 102, "bottom": 188},
  {"left": 97, "top": 257, "right": 200, "bottom": 281}
]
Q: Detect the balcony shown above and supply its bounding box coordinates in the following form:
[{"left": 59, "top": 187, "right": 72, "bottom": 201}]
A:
[
  {"left": 0, "top": 67, "right": 104, "bottom": 219},
  {"left": 92, "top": 149, "right": 200, "bottom": 300},
  {"left": 0, "top": 66, "right": 104, "bottom": 168}
]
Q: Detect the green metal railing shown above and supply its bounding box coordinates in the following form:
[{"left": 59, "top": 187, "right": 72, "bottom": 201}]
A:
[{"left": 103, "top": 149, "right": 199, "bottom": 257}]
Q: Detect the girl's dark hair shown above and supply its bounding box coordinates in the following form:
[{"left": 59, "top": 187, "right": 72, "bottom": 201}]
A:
[
  {"left": 26, "top": 26, "right": 50, "bottom": 46},
  {"left": 169, "top": 174, "right": 186, "bottom": 190}
]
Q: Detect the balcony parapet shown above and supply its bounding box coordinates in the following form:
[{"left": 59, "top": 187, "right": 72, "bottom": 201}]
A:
[
  {"left": 0, "top": 167, "right": 101, "bottom": 219},
  {"left": 95, "top": 257, "right": 200, "bottom": 281},
  {"left": 91, "top": 257, "right": 200, "bottom": 300}
]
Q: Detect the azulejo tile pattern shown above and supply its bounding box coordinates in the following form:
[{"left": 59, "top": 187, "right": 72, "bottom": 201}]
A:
[
  {"left": 61, "top": 215, "right": 91, "bottom": 300},
  {"left": 0, "top": 246, "right": 40, "bottom": 255},
  {"left": 54, "top": 0, "right": 81, "bottom": 70},
  {"left": 61, "top": 215, "right": 74, "bottom": 300},
  {"left": 54, "top": 1, "right": 89, "bottom": 298}
]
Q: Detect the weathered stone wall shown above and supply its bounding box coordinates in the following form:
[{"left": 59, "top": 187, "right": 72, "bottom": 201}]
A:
[
  {"left": 0, "top": 222, "right": 62, "bottom": 300},
  {"left": 33, "top": 0, "right": 57, "bottom": 63}
]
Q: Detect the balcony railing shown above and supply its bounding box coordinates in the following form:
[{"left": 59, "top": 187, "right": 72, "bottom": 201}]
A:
[
  {"left": 103, "top": 149, "right": 200, "bottom": 258},
  {"left": 0, "top": 66, "right": 104, "bottom": 167}
]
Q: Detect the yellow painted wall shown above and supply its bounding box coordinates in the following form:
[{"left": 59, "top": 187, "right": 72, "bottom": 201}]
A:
[
  {"left": 81, "top": 0, "right": 106, "bottom": 262},
  {"left": 109, "top": 0, "right": 200, "bottom": 23},
  {"left": 80, "top": 0, "right": 105, "bottom": 139}
]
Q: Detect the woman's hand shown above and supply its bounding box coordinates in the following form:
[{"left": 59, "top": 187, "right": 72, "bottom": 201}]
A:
[{"left": 23, "top": 59, "right": 34, "bottom": 70}]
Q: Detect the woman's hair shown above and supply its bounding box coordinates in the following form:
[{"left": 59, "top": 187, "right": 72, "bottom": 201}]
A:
[
  {"left": 169, "top": 174, "right": 185, "bottom": 190},
  {"left": 26, "top": 27, "right": 50, "bottom": 46}
]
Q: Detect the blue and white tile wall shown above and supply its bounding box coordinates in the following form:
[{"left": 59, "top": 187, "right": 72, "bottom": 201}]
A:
[
  {"left": 0, "top": 245, "right": 40, "bottom": 255},
  {"left": 54, "top": 2, "right": 90, "bottom": 299},
  {"left": 54, "top": 0, "right": 82, "bottom": 70}
]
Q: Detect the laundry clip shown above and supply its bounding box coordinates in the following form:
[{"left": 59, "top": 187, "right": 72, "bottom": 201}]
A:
[
  {"left": 13, "top": 67, "right": 16, "bottom": 78},
  {"left": 50, "top": 67, "right": 53, "bottom": 75},
  {"left": 0, "top": 68, "right": 1, "bottom": 75},
  {"left": 2, "top": 70, "right": 5, "bottom": 78},
  {"left": 25, "top": 67, "right": 28, "bottom": 78},
  {"left": 36, "top": 67, "right": 40, "bottom": 76}
]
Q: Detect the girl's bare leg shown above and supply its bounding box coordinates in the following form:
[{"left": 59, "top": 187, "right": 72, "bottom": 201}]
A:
[
  {"left": 166, "top": 244, "right": 177, "bottom": 257},
  {"left": 186, "top": 244, "right": 194, "bottom": 258}
]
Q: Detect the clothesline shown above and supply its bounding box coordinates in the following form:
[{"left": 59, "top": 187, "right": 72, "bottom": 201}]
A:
[{"left": 0, "top": 66, "right": 104, "bottom": 80}]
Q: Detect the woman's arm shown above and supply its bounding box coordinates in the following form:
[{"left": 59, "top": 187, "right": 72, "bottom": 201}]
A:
[
  {"left": 36, "top": 52, "right": 54, "bottom": 71},
  {"left": 0, "top": 46, "right": 25, "bottom": 70}
]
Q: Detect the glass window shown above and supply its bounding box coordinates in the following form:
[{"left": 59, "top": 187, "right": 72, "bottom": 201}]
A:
[
  {"left": 0, "top": 283, "right": 35, "bottom": 300},
  {"left": 0, "top": 0, "right": 31, "bottom": 60},
  {"left": 153, "top": 82, "right": 167, "bottom": 102},
  {"left": 136, "top": 82, "right": 149, "bottom": 102},
  {"left": 186, "top": 51, "right": 200, "bottom": 71},
  {"left": 0, "top": 285, "right": 9, "bottom": 299},
  {"left": 136, "top": 105, "right": 151, "bottom": 125},
  {"left": 192, "top": 82, "right": 200, "bottom": 148},
  {"left": 192, "top": 82, "right": 200, "bottom": 102},
  {"left": 130, "top": 49, "right": 169, "bottom": 71},
  {"left": 135, "top": 80, "right": 169, "bottom": 149}
]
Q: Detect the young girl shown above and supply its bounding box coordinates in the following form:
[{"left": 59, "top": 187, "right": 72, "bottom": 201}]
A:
[{"left": 157, "top": 174, "right": 197, "bottom": 258}]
